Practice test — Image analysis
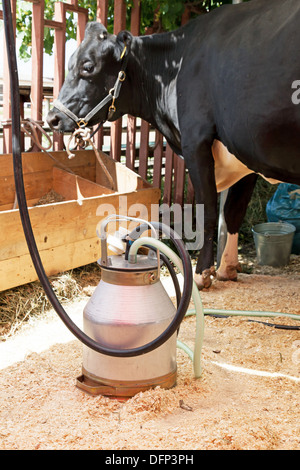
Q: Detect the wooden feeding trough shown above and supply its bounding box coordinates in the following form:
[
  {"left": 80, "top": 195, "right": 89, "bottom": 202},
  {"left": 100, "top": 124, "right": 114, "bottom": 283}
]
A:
[{"left": 0, "top": 150, "right": 161, "bottom": 292}]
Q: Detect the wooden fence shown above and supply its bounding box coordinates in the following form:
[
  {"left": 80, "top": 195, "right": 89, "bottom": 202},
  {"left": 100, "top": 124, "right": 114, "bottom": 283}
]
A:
[{"left": 0, "top": 0, "right": 194, "bottom": 208}]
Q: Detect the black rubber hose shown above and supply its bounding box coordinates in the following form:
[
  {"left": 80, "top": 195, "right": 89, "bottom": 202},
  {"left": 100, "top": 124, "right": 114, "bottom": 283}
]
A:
[{"left": 3, "top": 0, "right": 192, "bottom": 357}]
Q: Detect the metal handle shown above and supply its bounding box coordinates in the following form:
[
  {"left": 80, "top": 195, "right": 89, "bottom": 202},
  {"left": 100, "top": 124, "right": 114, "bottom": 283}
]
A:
[{"left": 97, "top": 215, "right": 160, "bottom": 266}]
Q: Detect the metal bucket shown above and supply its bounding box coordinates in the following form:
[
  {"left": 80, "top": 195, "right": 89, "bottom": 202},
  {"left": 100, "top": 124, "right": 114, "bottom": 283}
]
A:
[{"left": 252, "top": 222, "right": 296, "bottom": 267}]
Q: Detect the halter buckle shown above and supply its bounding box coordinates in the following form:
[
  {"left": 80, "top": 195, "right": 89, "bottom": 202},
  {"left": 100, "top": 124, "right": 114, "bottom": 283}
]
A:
[
  {"left": 118, "top": 71, "right": 126, "bottom": 82},
  {"left": 77, "top": 118, "right": 88, "bottom": 128},
  {"left": 109, "top": 94, "right": 116, "bottom": 115}
]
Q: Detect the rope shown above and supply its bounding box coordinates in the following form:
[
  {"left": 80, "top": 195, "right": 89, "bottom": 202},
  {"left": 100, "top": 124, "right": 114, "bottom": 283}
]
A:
[
  {"left": 66, "top": 127, "right": 115, "bottom": 190},
  {"left": 21, "top": 118, "right": 52, "bottom": 151}
]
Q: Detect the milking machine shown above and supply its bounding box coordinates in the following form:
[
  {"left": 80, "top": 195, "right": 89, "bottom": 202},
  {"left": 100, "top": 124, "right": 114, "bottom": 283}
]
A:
[
  {"left": 3, "top": 0, "right": 204, "bottom": 399},
  {"left": 76, "top": 215, "right": 204, "bottom": 397}
]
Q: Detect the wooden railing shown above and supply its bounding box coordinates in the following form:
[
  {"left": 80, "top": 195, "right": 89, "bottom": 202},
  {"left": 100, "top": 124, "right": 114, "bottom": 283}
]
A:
[{"left": 0, "top": 0, "right": 194, "bottom": 207}]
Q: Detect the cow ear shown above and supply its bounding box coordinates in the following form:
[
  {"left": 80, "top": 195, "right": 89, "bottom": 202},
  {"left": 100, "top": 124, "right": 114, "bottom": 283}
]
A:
[
  {"left": 116, "top": 30, "right": 133, "bottom": 59},
  {"left": 85, "top": 22, "right": 108, "bottom": 40}
]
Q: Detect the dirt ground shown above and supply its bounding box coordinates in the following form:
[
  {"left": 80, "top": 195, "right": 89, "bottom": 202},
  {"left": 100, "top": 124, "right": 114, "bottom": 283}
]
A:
[{"left": 0, "top": 254, "right": 300, "bottom": 450}]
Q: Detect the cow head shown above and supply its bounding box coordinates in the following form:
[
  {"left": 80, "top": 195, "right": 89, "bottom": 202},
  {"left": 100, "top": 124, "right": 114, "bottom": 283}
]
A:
[{"left": 47, "top": 22, "right": 132, "bottom": 132}]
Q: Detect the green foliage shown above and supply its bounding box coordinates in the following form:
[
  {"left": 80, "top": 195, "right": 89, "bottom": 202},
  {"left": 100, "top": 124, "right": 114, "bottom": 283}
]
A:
[
  {"left": 140, "top": 0, "right": 237, "bottom": 32},
  {"left": 16, "top": 2, "right": 32, "bottom": 61},
  {"left": 16, "top": 0, "right": 249, "bottom": 59}
]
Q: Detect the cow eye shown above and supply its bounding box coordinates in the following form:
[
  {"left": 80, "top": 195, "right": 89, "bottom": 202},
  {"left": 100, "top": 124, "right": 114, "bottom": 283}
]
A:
[{"left": 82, "top": 62, "right": 95, "bottom": 75}]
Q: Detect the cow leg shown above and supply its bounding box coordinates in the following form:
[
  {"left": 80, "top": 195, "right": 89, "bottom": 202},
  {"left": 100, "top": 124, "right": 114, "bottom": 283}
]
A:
[
  {"left": 183, "top": 138, "right": 217, "bottom": 290},
  {"left": 217, "top": 233, "right": 240, "bottom": 281},
  {"left": 216, "top": 174, "right": 258, "bottom": 282}
]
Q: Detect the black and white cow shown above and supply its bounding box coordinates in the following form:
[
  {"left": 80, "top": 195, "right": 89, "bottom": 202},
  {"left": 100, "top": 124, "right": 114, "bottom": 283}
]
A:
[{"left": 47, "top": 0, "right": 300, "bottom": 289}]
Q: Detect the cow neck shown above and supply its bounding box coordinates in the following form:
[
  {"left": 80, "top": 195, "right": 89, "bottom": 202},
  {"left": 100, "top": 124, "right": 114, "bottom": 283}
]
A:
[{"left": 126, "top": 31, "right": 185, "bottom": 130}]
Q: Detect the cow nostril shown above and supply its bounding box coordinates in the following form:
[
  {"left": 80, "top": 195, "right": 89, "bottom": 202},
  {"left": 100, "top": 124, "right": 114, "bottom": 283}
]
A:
[{"left": 47, "top": 113, "right": 61, "bottom": 130}]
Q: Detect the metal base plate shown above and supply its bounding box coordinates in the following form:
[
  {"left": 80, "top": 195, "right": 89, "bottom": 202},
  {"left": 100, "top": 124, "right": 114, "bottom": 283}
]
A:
[{"left": 76, "top": 367, "right": 177, "bottom": 398}]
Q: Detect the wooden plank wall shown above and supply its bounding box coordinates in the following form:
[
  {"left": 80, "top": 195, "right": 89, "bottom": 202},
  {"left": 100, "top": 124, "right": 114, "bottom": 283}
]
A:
[{"left": 0, "top": 0, "right": 194, "bottom": 209}]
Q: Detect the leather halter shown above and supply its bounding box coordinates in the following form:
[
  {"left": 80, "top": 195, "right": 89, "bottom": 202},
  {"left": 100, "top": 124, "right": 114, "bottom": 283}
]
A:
[{"left": 53, "top": 45, "right": 129, "bottom": 129}]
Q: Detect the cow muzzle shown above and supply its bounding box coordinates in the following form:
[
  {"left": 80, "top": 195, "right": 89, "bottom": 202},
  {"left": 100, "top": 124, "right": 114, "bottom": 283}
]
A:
[{"left": 47, "top": 109, "right": 68, "bottom": 132}]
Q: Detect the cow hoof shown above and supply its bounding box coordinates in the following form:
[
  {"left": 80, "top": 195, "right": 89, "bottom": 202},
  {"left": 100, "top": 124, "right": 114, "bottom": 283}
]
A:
[
  {"left": 216, "top": 263, "right": 242, "bottom": 282},
  {"left": 194, "top": 267, "right": 216, "bottom": 290}
]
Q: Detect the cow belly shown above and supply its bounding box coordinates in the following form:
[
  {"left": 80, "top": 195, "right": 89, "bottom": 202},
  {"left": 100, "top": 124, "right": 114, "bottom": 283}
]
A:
[
  {"left": 258, "top": 174, "right": 282, "bottom": 185},
  {"left": 212, "top": 140, "right": 282, "bottom": 192},
  {"left": 212, "top": 140, "right": 252, "bottom": 192}
]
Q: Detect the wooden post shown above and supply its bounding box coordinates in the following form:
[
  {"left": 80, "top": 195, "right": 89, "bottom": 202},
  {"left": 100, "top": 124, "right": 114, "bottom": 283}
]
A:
[
  {"left": 126, "top": 0, "right": 141, "bottom": 169},
  {"left": 126, "top": 116, "right": 136, "bottom": 170},
  {"left": 174, "top": 155, "right": 186, "bottom": 206},
  {"left": 30, "top": 0, "right": 45, "bottom": 150},
  {"left": 2, "top": 0, "right": 16, "bottom": 154},
  {"left": 93, "top": 0, "right": 109, "bottom": 151},
  {"left": 110, "top": 0, "right": 126, "bottom": 161},
  {"left": 97, "top": 0, "right": 109, "bottom": 26},
  {"left": 53, "top": 1, "right": 66, "bottom": 151},
  {"left": 138, "top": 120, "right": 150, "bottom": 180},
  {"left": 77, "top": 10, "right": 87, "bottom": 44}
]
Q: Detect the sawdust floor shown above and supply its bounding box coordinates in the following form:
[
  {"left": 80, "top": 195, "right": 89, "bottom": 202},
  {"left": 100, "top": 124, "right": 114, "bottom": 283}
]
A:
[{"left": 0, "top": 272, "right": 300, "bottom": 450}]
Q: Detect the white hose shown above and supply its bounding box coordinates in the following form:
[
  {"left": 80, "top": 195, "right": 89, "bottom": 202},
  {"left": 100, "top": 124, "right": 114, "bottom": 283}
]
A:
[
  {"left": 192, "top": 308, "right": 300, "bottom": 322},
  {"left": 128, "top": 237, "right": 204, "bottom": 378}
]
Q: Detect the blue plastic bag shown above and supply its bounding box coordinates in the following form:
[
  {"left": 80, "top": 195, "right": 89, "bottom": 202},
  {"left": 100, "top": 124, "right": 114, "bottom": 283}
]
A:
[{"left": 266, "top": 183, "right": 300, "bottom": 254}]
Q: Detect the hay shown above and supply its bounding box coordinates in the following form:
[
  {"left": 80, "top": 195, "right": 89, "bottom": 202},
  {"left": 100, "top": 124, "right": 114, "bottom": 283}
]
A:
[
  {"left": 0, "top": 263, "right": 101, "bottom": 341},
  {"left": 34, "top": 190, "right": 65, "bottom": 206}
]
